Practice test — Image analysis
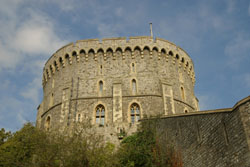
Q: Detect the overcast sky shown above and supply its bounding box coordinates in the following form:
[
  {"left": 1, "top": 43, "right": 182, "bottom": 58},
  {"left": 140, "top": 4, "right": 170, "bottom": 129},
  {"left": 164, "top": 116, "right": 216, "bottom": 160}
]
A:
[{"left": 0, "top": 0, "right": 249, "bottom": 131}]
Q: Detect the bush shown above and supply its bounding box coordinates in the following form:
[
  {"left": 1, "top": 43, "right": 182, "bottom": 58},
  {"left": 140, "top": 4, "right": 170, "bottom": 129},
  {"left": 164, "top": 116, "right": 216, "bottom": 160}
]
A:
[
  {"left": 118, "top": 119, "right": 183, "bottom": 167},
  {"left": 0, "top": 119, "right": 182, "bottom": 167}
]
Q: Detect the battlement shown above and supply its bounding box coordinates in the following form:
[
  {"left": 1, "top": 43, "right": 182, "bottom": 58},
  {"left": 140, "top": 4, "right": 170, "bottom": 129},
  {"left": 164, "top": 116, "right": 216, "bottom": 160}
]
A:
[{"left": 42, "top": 36, "right": 195, "bottom": 86}]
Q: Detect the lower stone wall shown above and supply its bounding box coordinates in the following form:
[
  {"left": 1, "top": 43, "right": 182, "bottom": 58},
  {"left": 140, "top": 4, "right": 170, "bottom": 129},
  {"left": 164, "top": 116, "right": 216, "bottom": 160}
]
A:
[{"left": 153, "top": 97, "right": 250, "bottom": 167}]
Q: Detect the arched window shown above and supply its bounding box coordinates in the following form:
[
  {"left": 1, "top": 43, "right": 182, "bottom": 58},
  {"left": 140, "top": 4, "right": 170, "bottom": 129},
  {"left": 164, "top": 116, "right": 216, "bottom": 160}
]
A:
[
  {"left": 46, "top": 69, "right": 49, "bottom": 78},
  {"left": 130, "top": 103, "right": 140, "bottom": 123},
  {"left": 72, "top": 51, "right": 77, "bottom": 57},
  {"left": 169, "top": 51, "right": 173, "bottom": 56},
  {"left": 99, "top": 81, "right": 103, "bottom": 93},
  {"left": 181, "top": 57, "right": 185, "bottom": 63},
  {"left": 132, "top": 79, "right": 137, "bottom": 94},
  {"left": 45, "top": 116, "right": 50, "bottom": 131},
  {"left": 59, "top": 57, "right": 63, "bottom": 67},
  {"left": 80, "top": 49, "right": 85, "bottom": 54},
  {"left": 50, "top": 65, "right": 53, "bottom": 74},
  {"left": 181, "top": 87, "right": 185, "bottom": 100},
  {"left": 96, "top": 104, "right": 105, "bottom": 125},
  {"left": 107, "top": 48, "right": 113, "bottom": 56},
  {"left": 115, "top": 48, "right": 122, "bottom": 56},
  {"left": 65, "top": 54, "right": 70, "bottom": 64},
  {"left": 184, "top": 110, "right": 188, "bottom": 113}
]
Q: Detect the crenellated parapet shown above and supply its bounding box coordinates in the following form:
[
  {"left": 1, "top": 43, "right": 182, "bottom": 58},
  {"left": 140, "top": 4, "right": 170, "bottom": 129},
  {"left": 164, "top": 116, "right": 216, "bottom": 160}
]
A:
[{"left": 42, "top": 36, "right": 195, "bottom": 86}]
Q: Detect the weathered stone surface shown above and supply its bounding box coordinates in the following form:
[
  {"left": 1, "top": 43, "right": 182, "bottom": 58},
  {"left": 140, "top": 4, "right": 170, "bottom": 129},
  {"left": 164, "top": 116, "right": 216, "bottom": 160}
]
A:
[
  {"left": 37, "top": 36, "right": 197, "bottom": 144},
  {"left": 152, "top": 96, "right": 250, "bottom": 167},
  {"left": 36, "top": 36, "right": 250, "bottom": 166}
]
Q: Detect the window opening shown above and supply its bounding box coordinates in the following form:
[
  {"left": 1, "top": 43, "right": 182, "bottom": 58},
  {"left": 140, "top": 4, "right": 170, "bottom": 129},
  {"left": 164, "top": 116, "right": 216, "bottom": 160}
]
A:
[
  {"left": 45, "top": 116, "right": 50, "bottom": 131},
  {"left": 72, "top": 51, "right": 77, "bottom": 57},
  {"left": 132, "top": 79, "right": 137, "bottom": 93},
  {"left": 78, "top": 114, "right": 81, "bottom": 122},
  {"left": 132, "top": 63, "right": 135, "bottom": 72},
  {"left": 130, "top": 103, "right": 140, "bottom": 123},
  {"left": 100, "top": 65, "right": 103, "bottom": 74},
  {"left": 96, "top": 105, "right": 105, "bottom": 125},
  {"left": 181, "top": 87, "right": 185, "bottom": 100},
  {"left": 99, "top": 81, "right": 103, "bottom": 93}
]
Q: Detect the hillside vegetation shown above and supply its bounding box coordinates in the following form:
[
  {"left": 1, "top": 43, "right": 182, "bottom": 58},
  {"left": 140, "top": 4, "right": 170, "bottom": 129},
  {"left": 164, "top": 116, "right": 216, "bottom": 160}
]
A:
[{"left": 0, "top": 120, "right": 182, "bottom": 167}]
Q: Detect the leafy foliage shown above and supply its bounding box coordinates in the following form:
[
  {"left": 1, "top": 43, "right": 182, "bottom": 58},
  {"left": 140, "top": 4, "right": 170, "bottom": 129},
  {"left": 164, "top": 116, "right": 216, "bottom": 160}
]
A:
[
  {"left": 118, "top": 119, "right": 183, "bottom": 167},
  {"left": 0, "top": 120, "right": 182, "bottom": 167},
  {"left": 0, "top": 128, "right": 11, "bottom": 146},
  {"left": 0, "top": 123, "right": 118, "bottom": 167}
]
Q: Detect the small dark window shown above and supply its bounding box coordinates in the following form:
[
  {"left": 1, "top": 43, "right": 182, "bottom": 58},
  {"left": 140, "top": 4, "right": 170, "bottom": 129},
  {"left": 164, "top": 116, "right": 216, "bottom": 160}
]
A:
[
  {"left": 181, "top": 87, "right": 185, "bottom": 100},
  {"left": 169, "top": 51, "right": 173, "bottom": 56},
  {"left": 99, "top": 81, "right": 103, "bottom": 93},
  {"left": 45, "top": 116, "right": 51, "bottom": 131},
  {"left": 78, "top": 114, "right": 81, "bottom": 122},
  {"left": 100, "top": 65, "right": 103, "bottom": 74},
  {"left": 72, "top": 51, "right": 77, "bottom": 57},
  {"left": 132, "top": 63, "right": 135, "bottom": 72}
]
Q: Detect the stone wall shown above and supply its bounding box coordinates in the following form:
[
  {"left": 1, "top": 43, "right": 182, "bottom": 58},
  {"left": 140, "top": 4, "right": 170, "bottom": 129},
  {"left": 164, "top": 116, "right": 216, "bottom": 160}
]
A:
[
  {"left": 36, "top": 36, "right": 199, "bottom": 143},
  {"left": 152, "top": 96, "right": 250, "bottom": 167}
]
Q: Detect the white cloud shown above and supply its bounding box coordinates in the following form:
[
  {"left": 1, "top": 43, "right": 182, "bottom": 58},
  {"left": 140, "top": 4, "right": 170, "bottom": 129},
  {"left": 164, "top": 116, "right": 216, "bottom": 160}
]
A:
[
  {"left": 0, "top": 1, "right": 68, "bottom": 72},
  {"left": 0, "top": 0, "right": 70, "bottom": 131},
  {"left": 0, "top": 97, "right": 28, "bottom": 131},
  {"left": 225, "top": 34, "right": 250, "bottom": 68},
  {"left": 20, "top": 77, "right": 42, "bottom": 104},
  {"left": 0, "top": 41, "right": 22, "bottom": 71},
  {"left": 14, "top": 21, "right": 65, "bottom": 55}
]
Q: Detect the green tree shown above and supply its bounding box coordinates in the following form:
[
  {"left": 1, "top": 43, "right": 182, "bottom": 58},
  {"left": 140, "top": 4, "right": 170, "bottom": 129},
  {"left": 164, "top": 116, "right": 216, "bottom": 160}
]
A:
[
  {"left": 0, "top": 123, "right": 40, "bottom": 167},
  {"left": 117, "top": 119, "right": 183, "bottom": 167},
  {"left": 0, "top": 128, "right": 11, "bottom": 146},
  {"left": 0, "top": 122, "right": 119, "bottom": 167},
  {"left": 0, "top": 119, "right": 182, "bottom": 167}
]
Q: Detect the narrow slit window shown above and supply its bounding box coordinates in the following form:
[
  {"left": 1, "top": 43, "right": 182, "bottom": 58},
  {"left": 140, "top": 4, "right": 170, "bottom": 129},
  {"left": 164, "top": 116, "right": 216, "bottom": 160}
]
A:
[
  {"left": 132, "top": 79, "right": 137, "bottom": 94},
  {"left": 132, "top": 63, "right": 135, "bottom": 72},
  {"left": 181, "top": 87, "right": 185, "bottom": 100},
  {"left": 45, "top": 116, "right": 51, "bottom": 131},
  {"left": 78, "top": 114, "right": 80, "bottom": 122},
  {"left": 99, "top": 81, "right": 103, "bottom": 93},
  {"left": 100, "top": 65, "right": 103, "bottom": 74}
]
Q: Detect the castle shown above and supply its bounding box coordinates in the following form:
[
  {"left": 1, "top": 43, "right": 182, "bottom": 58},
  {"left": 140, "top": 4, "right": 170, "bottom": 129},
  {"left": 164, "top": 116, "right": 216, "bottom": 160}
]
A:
[{"left": 36, "top": 36, "right": 250, "bottom": 166}]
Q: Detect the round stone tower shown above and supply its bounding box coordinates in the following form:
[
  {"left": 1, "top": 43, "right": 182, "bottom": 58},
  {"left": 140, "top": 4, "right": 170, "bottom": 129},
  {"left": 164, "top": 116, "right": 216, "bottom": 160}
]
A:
[{"left": 36, "top": 36, "right": 199, "bottom": 142}]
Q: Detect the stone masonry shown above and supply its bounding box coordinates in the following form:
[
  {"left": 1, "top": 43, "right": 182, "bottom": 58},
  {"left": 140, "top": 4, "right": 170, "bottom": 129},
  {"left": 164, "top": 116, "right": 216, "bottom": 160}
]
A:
[
  {"left": 36, "top": 36, "right": 198, "bottom": 144},
  {"left": 36, "top": 36, "right": 250, "bottom": 166},
  {"left": 152, "top": 96, "right": 250, "bottom": 167}
]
